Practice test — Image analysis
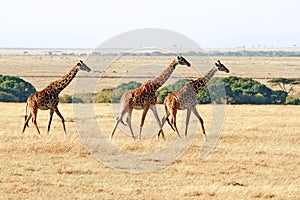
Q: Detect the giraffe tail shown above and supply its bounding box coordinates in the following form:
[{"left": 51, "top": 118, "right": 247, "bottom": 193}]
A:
[
  {"left": 24, "top": 101, "right": 29, "bottom": 127},
  {"left": 166, "top": 117, "right": 175, "bottom": 131}
]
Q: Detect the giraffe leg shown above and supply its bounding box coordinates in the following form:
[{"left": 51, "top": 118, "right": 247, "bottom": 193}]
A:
[
  {"left": 157, "top": 115, "right": 168, "bottom": 138},
  {"left": 110, "top": 107, "right": 129, "bottom": 139},
  {"left": 32, "top": 108, "right": 41, "bottom": 135},
  {"left": 22, "top": 113, "right": 32, "bottom": 133},
  {"left": 158, "top": 102, "right": 173, "bottom": 138},
  {"left": 23, "top": 101, "right": 32, "bottom": 132},
  {"left": 166, "top": 98, "right": 177, "bottom": 131},
  {"left": 184, "top": 109, "right": 191, "bottom": 138},
  {"left": 138, "top": 107, "right": 150, "bottom": 140},
  {"left": 150, "top": 106, "right": 166, "bottom": 141},
  {"left": 126, "top": 107, "right": 135, "bottom": 140},
  {"left": 171, "top": 109, "right": 181, "bottom": 138},
  {"left": 47, "top": 109, "right": 54, "bottom": 134},
  {"left": 191, "top": 106, "right": 206, "bottom": 139},
  {"left": 54, "top": 108, "right": 66, "bottom": 137}
]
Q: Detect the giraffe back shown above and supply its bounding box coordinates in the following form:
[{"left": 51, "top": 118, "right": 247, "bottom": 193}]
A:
[
  {"left": 33, "top": 84, "right": 60, "bottom": 110},
  {"left": 174, "top": 83, "right": 198, "bottom": 109},
  {"left": 132, "top": 81, "right": 158, "bottom": 109}
]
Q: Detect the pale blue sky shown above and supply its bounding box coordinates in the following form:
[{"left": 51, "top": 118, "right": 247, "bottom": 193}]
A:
[{"left": 0, "top": 0, "right": 299, "bottom": 48}]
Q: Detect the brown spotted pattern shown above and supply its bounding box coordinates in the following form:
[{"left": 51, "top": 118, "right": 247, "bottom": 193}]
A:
[
  {"left": 158, "top": 60, "right": 229, "bottom": 139},
  {"left": 22, "top": 61, "right": 91, "bottom": 136},
  {"left": 110, "top": 56, "right": 191, "bottom": 140}
]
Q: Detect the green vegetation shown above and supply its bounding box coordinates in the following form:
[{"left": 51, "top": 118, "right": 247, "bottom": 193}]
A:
[
  {"left": 222, "top": 76, "right": 287, "bottom": 104},
  {"left": 0, "top": 75, "right": 36, "bottom": 102},
  {"left": 157, "top": 76, "right": 287, "bottom": 104},
  {"left": 95, "top": 81, "right": 142, "bottom": 103},
  {"left": 1, "top": 75, "right": 296, "bottom": 105},
  {"left": 286, "top": 97, "right": 300, "bottom": 105},
  {"left": 268, "top": 78, "right": 300, "bottom": 94},
  {"left": 156, "top": 79, "right": 191, "bottom": 104},
  {"left": 60, "top": 81, "right": 142, "bottom": 103},
  {"left": 59, "top": 76, "right": 291, "bottom": 105}
]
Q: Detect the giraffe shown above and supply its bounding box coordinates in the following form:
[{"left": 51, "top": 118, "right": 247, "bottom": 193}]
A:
[
  {"left": 22, "top": 60, "right": 91, "bottom": 136},
  {"left": 158, "top": 60, "right": 229, "bottom": 139},
  {"left": 110, "top": 55, "right": 191, "bottom": 140}
]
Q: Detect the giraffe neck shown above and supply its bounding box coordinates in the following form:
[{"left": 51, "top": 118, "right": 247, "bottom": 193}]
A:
[
  {"left": 53, "top": 65, "right": 79, "bottom": 93},
  {"left": 151, "top": 59, "right": 177, "bottom": 90},
  {"left": 191, "top": 67, "right": 218, "bottom": 93}
]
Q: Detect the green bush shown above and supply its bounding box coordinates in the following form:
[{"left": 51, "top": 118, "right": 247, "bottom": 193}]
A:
[
  {"left": 95, "top": 88, "right": 113, "bottom": 103},
  {"left": 112, "top": 81, "right": 142, "bottom": 102},
  {"left": 60, "top": 94, "right": 88, "bottom": 103},
  {"left": 221, "top": 76, "right": 285, "bottom": 104},
  {"left": 0, "top": 75, "right": 36, "bottom": 102},
  {"left": 156, "top": 76, "right": 288, "bottom": 105},
  {"left": 94, "top": 81, "right": 142, "bottom": 103},
  {"left": 270, "top": 90, "right": 288, "bottom": 104},
  {"left": 156, "top": 79, "right": 191, "bottom": 104},
  {"left": 0, "top": 91, "right": 18, "bottom": 102},
  {"left": 156, "top": 87, "right": 171, "bottom": 104},
  {"left": 73, "top": 92, "right": 95, "bottom": 103},
  {"left": 60, "top": 94, "right": 73, "bottom": 103},
  {"left": 286, "top": 97, "right": 300, "bottom": 105},
  {"left": 60, "top": 77, "right": 291, "bottom": 105}
]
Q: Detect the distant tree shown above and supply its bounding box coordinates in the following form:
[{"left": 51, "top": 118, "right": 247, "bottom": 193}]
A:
[
  {"left": 73, "top": 92, "right": 95, "bottom": 103},
  {"left": 95, "top": 88, "right": 113, "bottom": 103},
  {"left": 156, "top": 79, "right": 191, "bottom": 104},
  {"left": 286, "top": 97, "right": 300, "bottom": 105},
  {"left": 94, "top": 81, "right": 142, "bottom": 103},
  {"left": 67, "top": 77, "right": 291, "bottom": 104},
  {"left": 0, "top": 91, "right": 18, "bottom": 102},
  {"left": 157, "top": 76, "right": 288, "bottom": 105},
  {"left": 270, "top": 90, "right": 288, "bottom": 104},
  {"left": 221, "top": 76, "right": 275, "bottom": 104},
  {"left": 112, "top": 81, "right": 142, "bottom": 102},
  {"left": 59, "top": 94, "right": 73, "bottom": 103},
  {"left": 0, "top": 75, "right": 36, "bottom": 102},
  {"left": 268, "top": 78, "right": 300, "bottom": 94},
  {"left": 156, "top": 87, "right": 171, "bottom": 104}
]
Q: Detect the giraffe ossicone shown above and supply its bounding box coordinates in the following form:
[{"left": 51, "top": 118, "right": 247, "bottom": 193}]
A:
[{"left": 22, "top": 60, "right": 91, "bottom": 136}]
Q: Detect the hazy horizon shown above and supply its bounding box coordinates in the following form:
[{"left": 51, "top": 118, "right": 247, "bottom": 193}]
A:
[{"left": 1, "top": 0, "right": 299, "bottom": 49}]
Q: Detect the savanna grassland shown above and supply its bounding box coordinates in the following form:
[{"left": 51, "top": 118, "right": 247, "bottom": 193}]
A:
[{"left": 0, "top": 49, "right": 299, "bottom": 199}]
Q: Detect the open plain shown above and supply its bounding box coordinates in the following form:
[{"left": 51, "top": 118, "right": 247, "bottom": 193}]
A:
[
  {"left": 0, "top": 103, "right": 299, "bottom": 199},
  {"left": 0, "top": 51, "right": 299, "bottom": 199}
]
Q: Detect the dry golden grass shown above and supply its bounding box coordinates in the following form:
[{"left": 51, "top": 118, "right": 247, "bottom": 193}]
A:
[
  {"left": 1, "top": 54, "right": 299, "bottom": 95},
  {"left": 0, "top": 52, "right": 299, "bottom": 199},
  {"left": 0, "top": 103, "right": 299, "bottom": 199}
]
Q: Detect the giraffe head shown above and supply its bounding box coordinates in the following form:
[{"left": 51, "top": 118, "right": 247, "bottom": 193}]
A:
[
  {"left": 176, "top": 55, "right": 191, "bottom": 67},
  {"left": 215, "top": 60, "right": 229, "bottom": 73},
  {"left": 77, "top": 60, "right": 91, "bottom": 72}
]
